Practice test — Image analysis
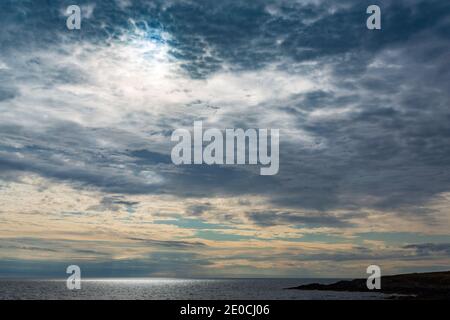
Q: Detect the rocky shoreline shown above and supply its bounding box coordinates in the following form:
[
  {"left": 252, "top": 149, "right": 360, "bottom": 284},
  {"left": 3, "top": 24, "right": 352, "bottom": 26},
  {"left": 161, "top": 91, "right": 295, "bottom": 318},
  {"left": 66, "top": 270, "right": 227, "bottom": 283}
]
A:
[{"left": 287, "top": 271, "right": 450, "bottom": 299}]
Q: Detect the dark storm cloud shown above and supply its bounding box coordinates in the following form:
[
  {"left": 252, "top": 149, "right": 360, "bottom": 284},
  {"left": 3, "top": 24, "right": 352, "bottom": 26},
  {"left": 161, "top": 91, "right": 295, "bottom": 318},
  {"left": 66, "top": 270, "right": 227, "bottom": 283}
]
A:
[
  {"left": 0, "top": 87, "right": 17, "bottom": 102},
  {"left": 0, "top": 238, "right": 111, "bottom": 258},
  {"left": 130, "top": 149, "right": 172, "bottom": 165},
  {"left": 403, "top": 243, "right": 450, "bottom": 256},
  {"left": 3, "top": 0, "right": 447, "bottom": 75},
  {"left": 0, "top": 122, "right": 169, "bottom": 192},
  {"left": 277, "top": 41, "right": 450, "bottom": 211},
  {"left": 246, "top": 211, "right": 354, "bottom": 228},
  {"left": 213, "top": 243, "right": 450, "bottom": 264},
  {"left": 127, "top": 237, "right": 207, "bottom": 248},
  {"left": 186, "top": 203, "right": 213, "bottom": 216},
  {"left": 87, "top": 196, "right": 140, "bottom": 212},
  {"left": 159, "top": 0, "right": 450, "bottom": 77},
  {"left": 220, "top": 250, "right": 399, "bottom": 263}
]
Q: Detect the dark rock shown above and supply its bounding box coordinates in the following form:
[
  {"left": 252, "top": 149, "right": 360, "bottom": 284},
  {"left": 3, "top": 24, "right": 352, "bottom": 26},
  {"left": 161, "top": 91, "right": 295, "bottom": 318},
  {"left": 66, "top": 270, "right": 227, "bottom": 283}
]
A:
[{"left": 287, "top": 271, "right": 450, "bottom": 300}]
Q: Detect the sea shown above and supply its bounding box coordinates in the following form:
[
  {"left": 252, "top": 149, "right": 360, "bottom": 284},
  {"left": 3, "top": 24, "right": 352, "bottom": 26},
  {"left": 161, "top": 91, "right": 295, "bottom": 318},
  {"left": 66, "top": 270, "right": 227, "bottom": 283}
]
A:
[{"left": 0, "top": 278, "right": 386, "bottom": 300}]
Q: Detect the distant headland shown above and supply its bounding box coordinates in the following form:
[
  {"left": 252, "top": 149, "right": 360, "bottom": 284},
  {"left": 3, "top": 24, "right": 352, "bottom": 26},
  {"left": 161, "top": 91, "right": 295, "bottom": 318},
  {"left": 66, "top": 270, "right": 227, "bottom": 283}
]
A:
[{"left": 288, "top": 271, "right": 450, "bottom": 300}]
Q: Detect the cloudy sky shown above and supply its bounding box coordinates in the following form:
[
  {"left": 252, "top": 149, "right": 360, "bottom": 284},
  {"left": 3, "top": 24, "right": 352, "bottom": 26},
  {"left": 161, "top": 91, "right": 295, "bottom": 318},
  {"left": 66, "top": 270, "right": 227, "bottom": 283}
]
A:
[{"left": 0, "top": 0, "right": 449, "bottom": 278}]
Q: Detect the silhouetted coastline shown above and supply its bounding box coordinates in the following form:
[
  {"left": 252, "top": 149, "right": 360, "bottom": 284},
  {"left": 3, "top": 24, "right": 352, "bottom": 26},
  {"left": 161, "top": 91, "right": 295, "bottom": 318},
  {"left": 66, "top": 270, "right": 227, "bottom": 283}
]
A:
[{"left": 288, "top": 271, "right": 450, "bottom": 299}]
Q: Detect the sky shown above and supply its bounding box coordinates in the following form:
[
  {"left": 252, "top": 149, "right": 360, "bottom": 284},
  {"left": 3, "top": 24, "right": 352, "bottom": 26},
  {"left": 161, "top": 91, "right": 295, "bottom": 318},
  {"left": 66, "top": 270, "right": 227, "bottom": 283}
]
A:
[{"left": 0, "top": 0, "right": 449, "bottom": 278}]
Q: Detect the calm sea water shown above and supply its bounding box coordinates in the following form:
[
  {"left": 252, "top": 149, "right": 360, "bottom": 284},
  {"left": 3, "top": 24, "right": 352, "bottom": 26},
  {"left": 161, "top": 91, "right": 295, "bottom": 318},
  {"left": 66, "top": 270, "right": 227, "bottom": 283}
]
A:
[{"left": 0, "top": 278, "right": 386, "bottom": 300}]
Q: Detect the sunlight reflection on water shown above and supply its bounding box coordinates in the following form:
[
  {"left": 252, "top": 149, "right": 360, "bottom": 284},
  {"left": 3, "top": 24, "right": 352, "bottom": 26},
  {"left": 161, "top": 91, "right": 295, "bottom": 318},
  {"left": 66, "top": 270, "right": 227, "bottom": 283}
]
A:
[{"left": 0, "top": 278, "right": 387, "bottom": 300}]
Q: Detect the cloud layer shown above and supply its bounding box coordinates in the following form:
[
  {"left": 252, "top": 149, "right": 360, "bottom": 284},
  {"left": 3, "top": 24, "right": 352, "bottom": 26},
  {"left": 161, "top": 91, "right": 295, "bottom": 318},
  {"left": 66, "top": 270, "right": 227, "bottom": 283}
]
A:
[{"left": 0, "top": 0, "right": 449, "bottom": 277}]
